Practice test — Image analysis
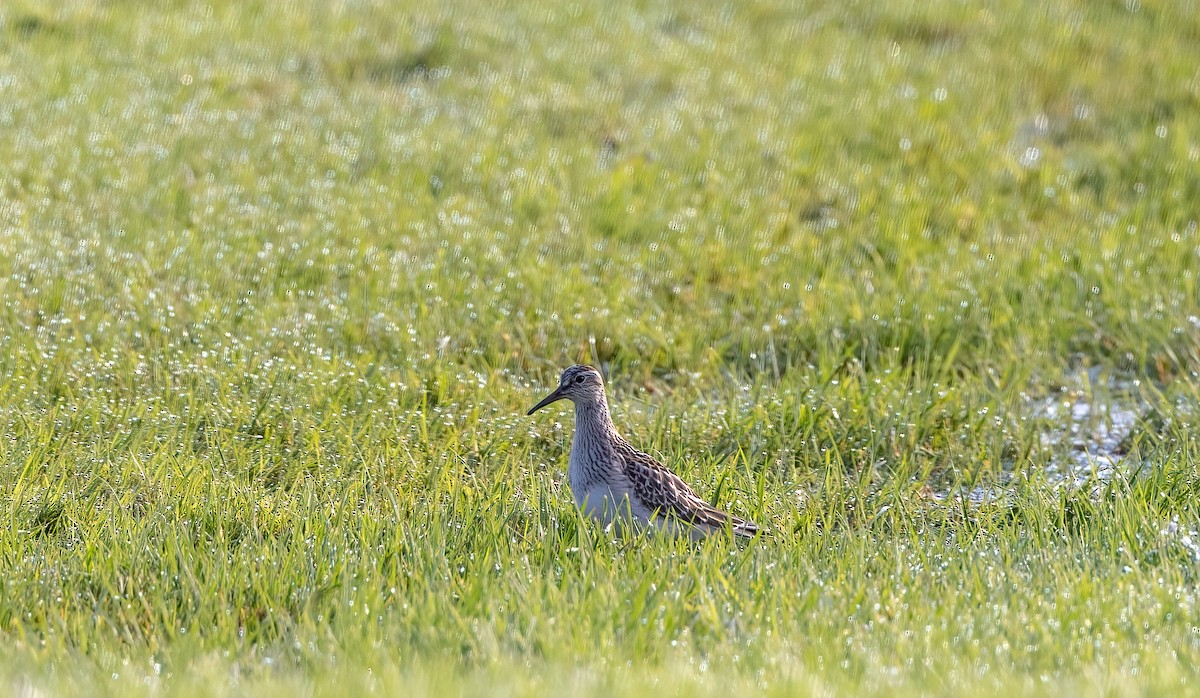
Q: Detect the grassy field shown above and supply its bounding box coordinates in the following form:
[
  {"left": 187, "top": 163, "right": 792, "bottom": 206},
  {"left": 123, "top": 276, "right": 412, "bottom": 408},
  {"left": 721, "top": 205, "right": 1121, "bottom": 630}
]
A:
[{"left": 2, "top": 0, "right": 1200, "bottom": 695}]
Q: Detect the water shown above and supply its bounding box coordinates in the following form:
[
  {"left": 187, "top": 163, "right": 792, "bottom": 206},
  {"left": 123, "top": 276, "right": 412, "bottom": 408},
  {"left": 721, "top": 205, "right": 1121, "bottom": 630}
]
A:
[
  {"left": 1035, "top": 392, "right": 1142, "bottom": 489},
  {"left": 935, "top": 370, "right": 1149, "bottom": 506}
]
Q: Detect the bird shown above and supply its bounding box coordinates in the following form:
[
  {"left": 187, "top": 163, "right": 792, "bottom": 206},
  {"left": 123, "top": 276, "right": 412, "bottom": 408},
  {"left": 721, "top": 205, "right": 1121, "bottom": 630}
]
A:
[{"left": 527, "top": 364, "right": 760, "bottom": 540}]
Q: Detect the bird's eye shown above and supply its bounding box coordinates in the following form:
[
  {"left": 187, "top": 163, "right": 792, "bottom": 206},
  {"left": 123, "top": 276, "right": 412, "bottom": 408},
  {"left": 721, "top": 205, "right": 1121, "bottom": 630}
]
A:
[{"left": 574, "top": 375, "right": 585, "bottom": 384}]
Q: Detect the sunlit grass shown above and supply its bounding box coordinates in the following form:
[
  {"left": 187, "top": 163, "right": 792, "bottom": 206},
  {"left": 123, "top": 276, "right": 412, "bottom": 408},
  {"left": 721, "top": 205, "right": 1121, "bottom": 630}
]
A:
[{"left": 1, "top": 0, "right": 1199, "bottom": 695}]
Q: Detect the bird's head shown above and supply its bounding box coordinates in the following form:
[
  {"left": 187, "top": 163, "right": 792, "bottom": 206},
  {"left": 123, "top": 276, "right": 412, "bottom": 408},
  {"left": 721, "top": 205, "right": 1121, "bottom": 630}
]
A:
[{"left": 526, "top": 364, "right": 606, "bottom": 415}]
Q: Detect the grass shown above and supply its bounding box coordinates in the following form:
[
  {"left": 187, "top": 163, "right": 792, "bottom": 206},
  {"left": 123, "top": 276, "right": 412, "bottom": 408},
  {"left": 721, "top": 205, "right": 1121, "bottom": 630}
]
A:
[{"left": 2, "top": 0, "right": 1200, "bottom": 695}]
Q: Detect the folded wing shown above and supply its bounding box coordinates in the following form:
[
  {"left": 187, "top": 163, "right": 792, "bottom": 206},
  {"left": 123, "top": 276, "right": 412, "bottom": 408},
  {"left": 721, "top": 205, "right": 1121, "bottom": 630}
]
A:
[{"left": 615, "top": 441, "right": 759, "bottom": 538}]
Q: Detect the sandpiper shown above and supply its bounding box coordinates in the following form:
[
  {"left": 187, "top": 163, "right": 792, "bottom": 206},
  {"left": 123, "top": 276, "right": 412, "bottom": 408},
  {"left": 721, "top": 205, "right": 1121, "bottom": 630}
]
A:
[{"left": 527, "top": 364, "right": 760, "bottom": 539}]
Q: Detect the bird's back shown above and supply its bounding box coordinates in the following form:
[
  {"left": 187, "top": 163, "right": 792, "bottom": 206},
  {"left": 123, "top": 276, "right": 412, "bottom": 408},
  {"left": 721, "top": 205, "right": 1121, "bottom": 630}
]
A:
[{"left": 612, "top": 437, "right": 760, "bottom": 538}]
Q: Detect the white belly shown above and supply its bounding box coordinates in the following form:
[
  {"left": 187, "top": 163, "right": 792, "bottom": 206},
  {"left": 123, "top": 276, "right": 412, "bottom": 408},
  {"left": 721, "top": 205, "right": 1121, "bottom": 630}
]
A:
[
  {"left": 571, "top": 483, "right": 706, "bottom": 539},
  {"left": 567, "top": 447, "right": 643, "bottom": 526},
  {"left": 574, "top": 482, "right": 638, "bottom": 526}
]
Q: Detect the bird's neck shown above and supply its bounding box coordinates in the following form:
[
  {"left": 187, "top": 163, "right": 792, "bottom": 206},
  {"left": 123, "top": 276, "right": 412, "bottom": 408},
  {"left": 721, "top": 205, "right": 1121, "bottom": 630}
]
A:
[
  {"left": 569, "top": 397, "right": 621, "bottom": 488},
  {"left": 574, "top": 397, "right": 616, "bottom": 438}
]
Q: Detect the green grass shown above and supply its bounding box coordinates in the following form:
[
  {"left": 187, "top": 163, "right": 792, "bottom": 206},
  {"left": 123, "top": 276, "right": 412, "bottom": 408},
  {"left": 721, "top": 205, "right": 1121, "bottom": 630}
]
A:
[{"left": 2, "top": 0, "right": 1200, "bottom": 695}]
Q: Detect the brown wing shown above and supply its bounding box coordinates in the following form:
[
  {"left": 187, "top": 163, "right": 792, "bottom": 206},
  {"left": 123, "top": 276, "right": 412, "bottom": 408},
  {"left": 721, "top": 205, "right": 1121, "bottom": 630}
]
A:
[{"left": 614, "top": 440, "right": 760, "bottom": 538}]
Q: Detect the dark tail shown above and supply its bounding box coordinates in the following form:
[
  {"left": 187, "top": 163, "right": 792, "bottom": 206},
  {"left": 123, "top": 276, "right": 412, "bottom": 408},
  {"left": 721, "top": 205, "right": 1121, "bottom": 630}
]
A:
[{"left": 731, "top": 515, "right": 762, "bottom": 538}]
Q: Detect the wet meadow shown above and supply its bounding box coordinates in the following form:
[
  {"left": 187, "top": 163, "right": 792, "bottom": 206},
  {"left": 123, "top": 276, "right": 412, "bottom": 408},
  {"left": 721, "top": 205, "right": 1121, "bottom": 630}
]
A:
[{"left": 2, "top": 1, "right": 1200, "bottom": 695}]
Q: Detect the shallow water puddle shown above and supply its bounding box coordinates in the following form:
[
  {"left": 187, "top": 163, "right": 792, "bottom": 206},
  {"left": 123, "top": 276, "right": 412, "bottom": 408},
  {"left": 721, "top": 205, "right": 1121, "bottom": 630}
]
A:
[
  {"left": 933, "top": 374, "right": 1149, "bottom": 506},
  {"left": 1034, "top": 392, "right": 1143, "bottom": 488}
]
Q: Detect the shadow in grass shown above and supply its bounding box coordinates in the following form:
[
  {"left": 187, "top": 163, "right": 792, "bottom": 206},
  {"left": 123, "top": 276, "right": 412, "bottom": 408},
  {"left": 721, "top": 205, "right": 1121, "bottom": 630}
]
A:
[
  {"left": 11, "top": 14, "right": 66, "bottom": 40},
  {"left": 349, "top": 29, "right": 468, "bottom": 85},
  {"left": 29, "top": 501, "right": 68, "bottom": 537},
  {"left": 842, "top": 10, "right": 968, "bottom": 49},
  {"left": 880, "top": 18, "right": 964, "bottom": 47}
]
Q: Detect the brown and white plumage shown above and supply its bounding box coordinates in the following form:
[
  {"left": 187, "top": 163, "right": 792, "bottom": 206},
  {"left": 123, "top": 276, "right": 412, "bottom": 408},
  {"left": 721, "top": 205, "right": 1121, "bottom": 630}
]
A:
[{"left": 527, "top": 364, "right": 760, "bottom": 540}]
